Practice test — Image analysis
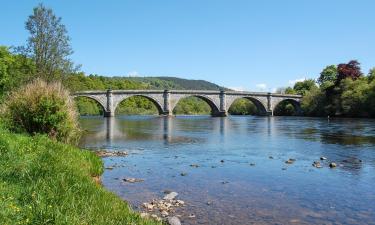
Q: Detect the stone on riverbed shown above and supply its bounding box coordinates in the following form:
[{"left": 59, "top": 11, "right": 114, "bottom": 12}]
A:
[
  {"left": 168, "top": 216, "right": 181, "bottom": 225},
  {"left": 329, "top": 162, "right": 337, "bottom": 168},
  {"left": 96, "top": 150, "right": 128, "bottom": 157},
  {"left": 122, "top": 178, "right": 144, "bottom": 183},
  {"left": 285, "top": 158, "right": 296, "bottom": 164},
  {"left": 320, "top": 156, "right": 327, "bottom": 160},
  {"left": 312, "top": 161, "right": 322, "bottom": 168},
  {"left": 190, "top": 164, "right": 199, "bottom": 168},
  {"left": 163, "top": 192, "right": 178, "bottom": 200}
]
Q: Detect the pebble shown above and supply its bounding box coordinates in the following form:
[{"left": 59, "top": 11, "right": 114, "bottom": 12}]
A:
[
  {"left": 320, "top": 156, "right": 327, "bottom": 160},
  {"left": 220, "top": 160, "right": 225, "bottom": 163},
  {"left": 190, "top": 164, "right": 199, "bottom": 168},
  {"left": 180, "top": 172, "right": 187, "bottom": 176},
  {"left": 168, "top": 216, "right": 181, "bottom": 225},
  {"left": 269, "top": 156, "right": 274, "bottom": 159},
  {"left": 249, "top": 163, "right": 256, "bottom": 166}
]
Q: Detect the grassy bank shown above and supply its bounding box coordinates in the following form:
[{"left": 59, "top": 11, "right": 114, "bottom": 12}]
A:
[{"left": 0, "top": 129, "right": 160, "bottom": 225}]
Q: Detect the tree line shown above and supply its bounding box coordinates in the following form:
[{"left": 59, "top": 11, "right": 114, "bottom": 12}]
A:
[{"left": 279, "top": 61, "right": 375, "bottom": 117}]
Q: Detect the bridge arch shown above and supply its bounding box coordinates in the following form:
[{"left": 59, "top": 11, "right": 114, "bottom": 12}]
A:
[
  {"left": 273, "top": 98, "right": 302, "bottom": 116},
  {"left": 113, "top": 95, "right": 164, "bottom": 115},
  {"left": 227, "top": 96, "right": 268, "bottom": 116},
  {"left": 72, "top": 95, "right": 107, "bottom": 113},
  {"left": 171, "top": 94, "right": 221, "bottom": 116}
]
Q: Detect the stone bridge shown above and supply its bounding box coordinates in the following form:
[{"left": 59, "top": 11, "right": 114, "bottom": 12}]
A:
[{"left": 72, "top": 90, "right": 302, "bottom": 117}]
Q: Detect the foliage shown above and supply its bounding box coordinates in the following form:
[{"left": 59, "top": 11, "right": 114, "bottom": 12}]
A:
[
  {"left": 1, "top": 79, "right": 80, "bottom": 144},
  {"left": 75, "top": 97, "right": 104, "bottom": 116},
  {"left": 0, "top": 129, "right": 160, "bottom": 225},
  {"left": 368, "top": 68, "right": 375, "bottom": 82},
  {"left": 318, "top": 65, "right": 337, "bottom": 85},
  {"left": 116, "top": 96, "right": 159, "bottom": 115},
  {"left": 0, "top": 46, "right": 35, "bottom": 99},
  {"left": 337, "top": 60, "right": 362, "bottom": 83},
  {"left": 274, "top": 101, "right": 295, "bottom": 116},
  {"left": 339, "top": 78, "right": 370, "bottom": 117},
  {"left": 23, "top": 3, "right": 76, "bottom": 81},
  {"left": 228, "top": 98, "right": 257, "bottom": 115},
  {"left": 293, "top": 79, "right": 318, "bottom": 96},
  {"left": 173, "top": 96, "right": 211, "bottom": 115}
]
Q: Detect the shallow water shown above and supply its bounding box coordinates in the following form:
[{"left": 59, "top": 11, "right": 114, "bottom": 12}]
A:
[{"left": 79, "top": 116, "right": 375, "bottom": 225}]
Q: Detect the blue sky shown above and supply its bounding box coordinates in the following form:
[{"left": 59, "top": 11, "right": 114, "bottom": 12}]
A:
[{"left": 1, "top": 0, "right": 375, "bottom": 91}]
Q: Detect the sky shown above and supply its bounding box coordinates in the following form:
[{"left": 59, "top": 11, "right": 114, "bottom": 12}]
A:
[{"left": 1, "top": 0, "right": 375, "bottom": 92}]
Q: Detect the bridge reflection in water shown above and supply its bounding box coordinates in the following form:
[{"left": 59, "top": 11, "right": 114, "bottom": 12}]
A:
[{"left": 79, "top": 115, "right": 281, "bottom": 149}]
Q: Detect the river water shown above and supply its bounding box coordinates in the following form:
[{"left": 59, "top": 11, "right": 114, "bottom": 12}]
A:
[{"left": 79, "top": 116, "right": 375, "bottom": 225}]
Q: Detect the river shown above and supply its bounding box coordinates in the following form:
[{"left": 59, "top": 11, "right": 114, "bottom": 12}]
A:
[{"left": 79, "top": 116, "right": 375, "bottom": 225}]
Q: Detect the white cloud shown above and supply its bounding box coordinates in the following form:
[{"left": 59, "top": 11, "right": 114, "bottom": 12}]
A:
[
  {"left": 127, "top": 71, "right": 140, "bottom": 77},
  {"left": 229, "top": 86, "right": 248, "bottom": 91},
  {"left": 255, "top": 83, "right": 267, "bottom": 91},
  {"left": 288, "top": 77, "right": 306, "bottom": 86}
]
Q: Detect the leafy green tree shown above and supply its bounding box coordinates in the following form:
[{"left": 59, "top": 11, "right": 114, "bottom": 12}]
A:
[
  {"left": 368, "top": 68, "right": 375, "bottom": 82},
  {"left": 339, "top": 78, "right": 369, "bottom": 117},
  {"left": 301, "top": 87, "right": 327, "bottom": 116},
  {"left": 318, "top": 65, "right": 337, "bottom": 85},
  {"left": 293, "top": 79, "right": 317, "bottom": 95},
  {"left": 0, "top": 46, "right": 35, "bottom": 97},
  {"left": 228, "top": 99, "right": 257, "bottom": 115},
  {"left": 23, "top": 4, "right": 76, "bottom": 81}
]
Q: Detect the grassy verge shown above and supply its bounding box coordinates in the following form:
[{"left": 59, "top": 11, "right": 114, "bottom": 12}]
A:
[{"left": 0, "top": 129, "right": 160, "bottom": 225}]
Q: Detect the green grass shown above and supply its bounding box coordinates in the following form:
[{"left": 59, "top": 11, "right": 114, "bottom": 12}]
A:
[{"left": 0, "top": 129, "right": 161, "bottom": 225}]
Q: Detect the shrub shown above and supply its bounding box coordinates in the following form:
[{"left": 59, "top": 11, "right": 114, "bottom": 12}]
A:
[{"left": 1, "top": 79, "right": 80, "bottom": 144}]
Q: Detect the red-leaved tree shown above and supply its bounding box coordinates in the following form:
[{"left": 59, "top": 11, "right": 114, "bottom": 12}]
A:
[{"left": 336, "top": 60, "right": 362, "bottom": 83}]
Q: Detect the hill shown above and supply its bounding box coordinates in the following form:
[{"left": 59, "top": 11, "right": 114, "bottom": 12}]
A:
[{"left": 126, "top": 76, "right": 227, "bottom": 90}]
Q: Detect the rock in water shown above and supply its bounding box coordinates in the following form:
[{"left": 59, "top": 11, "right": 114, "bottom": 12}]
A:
[
  {"left": 122, "top": 178, "right": 144, "bottom": 183},
  {"left": 163, "top": 192, "right": 178, "bottom": 200},
  {"left": 329, "top": 162, "right": 337, "bottom": 168},
  {"left": 320, "top": 156, "right": 327, "bottom": 160},
  {"left": 285, "top": 158, "right": 296, "bottom": 164},
  {"left": 168, "top": 216, "right": 181, "bottom": 225},
  {"left": 312, "top": 161, "right": 322, "bottom": 168}
]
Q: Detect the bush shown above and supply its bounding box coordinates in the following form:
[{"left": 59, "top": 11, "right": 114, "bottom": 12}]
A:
[{"left": 1, "top": 79, "right": 80, "bottom": 144}]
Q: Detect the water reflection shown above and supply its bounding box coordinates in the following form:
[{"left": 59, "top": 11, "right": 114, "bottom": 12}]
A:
[{"left": 79, "top": 116, "right": 375, "bottom": 225}]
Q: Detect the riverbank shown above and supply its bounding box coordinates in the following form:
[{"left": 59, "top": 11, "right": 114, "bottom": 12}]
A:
[{"left": 0, "top": 128, "right": 160, "bottom": 225}]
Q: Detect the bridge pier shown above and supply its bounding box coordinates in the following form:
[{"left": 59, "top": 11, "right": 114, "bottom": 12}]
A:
[{"left": 104, "top": 89, "right": 115, "bottom": 117}]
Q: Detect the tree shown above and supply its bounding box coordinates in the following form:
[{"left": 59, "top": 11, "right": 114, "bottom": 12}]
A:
[
  {"left": 24, "top": 4, "right": 75, "bottom": 81},
  {"left": 293, "top": 79, "right": 317, "bottom": 95},
  {"left": 368, "top": 68, "right": 375, "bottom": 82},
  {"left": 318, "top": 65, "right": 337, "bottom": 85},
  {"left": 0, "top": 46, "right": 35, "bottom": 97},
  {"left": 337, "top": 60, "right": 362, "bottom": 83}
]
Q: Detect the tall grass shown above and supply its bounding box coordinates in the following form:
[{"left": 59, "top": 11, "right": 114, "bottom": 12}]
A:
[
  {"left": 0, "top": 129, "right": 160, "bottom": 225},
  {"left": 1, "top": 79, "right": 80, "bottom": 144}
]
